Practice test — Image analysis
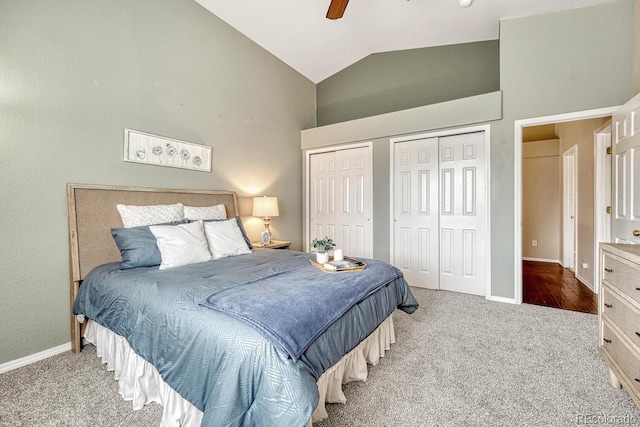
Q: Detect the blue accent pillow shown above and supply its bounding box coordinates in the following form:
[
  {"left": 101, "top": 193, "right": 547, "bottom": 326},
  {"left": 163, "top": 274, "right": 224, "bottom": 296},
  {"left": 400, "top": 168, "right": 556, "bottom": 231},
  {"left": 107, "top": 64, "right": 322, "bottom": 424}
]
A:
[
  {"left": 111, "top": 220, "right": 188, "bottom": 269},
  {"left": 202, "top": 216, "right": 253, "bottom": 249}
]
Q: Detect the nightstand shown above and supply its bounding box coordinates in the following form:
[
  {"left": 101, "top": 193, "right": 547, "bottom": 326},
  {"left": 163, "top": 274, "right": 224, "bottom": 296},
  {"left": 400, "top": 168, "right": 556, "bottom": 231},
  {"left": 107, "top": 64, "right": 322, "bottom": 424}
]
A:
[{"left": 252, "top": 240, "right": 291, "bottom": 250}]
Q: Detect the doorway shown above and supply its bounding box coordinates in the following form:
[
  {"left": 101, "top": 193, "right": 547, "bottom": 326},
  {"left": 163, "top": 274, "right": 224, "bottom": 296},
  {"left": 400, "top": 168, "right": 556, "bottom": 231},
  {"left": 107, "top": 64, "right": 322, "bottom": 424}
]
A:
[{"left": 514, "top": 107, "right": 618, "bottom": 305}]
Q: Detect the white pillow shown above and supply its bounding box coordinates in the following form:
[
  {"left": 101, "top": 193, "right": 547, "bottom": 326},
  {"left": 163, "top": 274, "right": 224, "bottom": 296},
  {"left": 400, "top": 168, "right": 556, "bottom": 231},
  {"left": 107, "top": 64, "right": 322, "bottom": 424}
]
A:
[
  {"left": 184, "top": 204, "right": 226, "bottom": 221},
  {"left": 203, "top": 219, "right": 252, "bottom": 260},
  {"left": 149, "top": 220, "right": 212, "bottom": 269},
  {"left": 116, "top": 203, "right": 184, "bottom": 228}
]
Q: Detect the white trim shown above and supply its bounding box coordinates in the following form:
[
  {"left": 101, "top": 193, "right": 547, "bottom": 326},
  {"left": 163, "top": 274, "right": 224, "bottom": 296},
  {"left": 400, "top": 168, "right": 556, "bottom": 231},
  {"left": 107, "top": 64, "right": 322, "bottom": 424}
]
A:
[
  {"left": 0, "top": 342, "right": 70, "bottom": 374},
  {"left": 576, "top": 272, "right": 593, "bottom": 290},
  {"left": 593, "top": 121, "right": 612, "bottom": 295},
  {"left": 562, "top": 145, "right": 578, "bottom": 272},
  {"left": 303, "top": 141, "right": 373, "bottom": 254},
  {"left": 389, "top": 124, "right": 492, "bottom": 299},
  {"left": 486, "top": 295, "right": 517, "bottom": 304},
  {"left": 514, "top": 106, "right": 618, "bottom": 305},
  {"left": 522, "top": 257, "right": 560, "bottom": 263}
]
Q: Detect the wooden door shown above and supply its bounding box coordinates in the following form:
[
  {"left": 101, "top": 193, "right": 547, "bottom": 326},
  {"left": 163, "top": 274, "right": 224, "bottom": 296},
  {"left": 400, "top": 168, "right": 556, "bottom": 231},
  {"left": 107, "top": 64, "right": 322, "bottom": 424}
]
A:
[{"left": 612, "top": 92, "right": 640, "bottom": 244}]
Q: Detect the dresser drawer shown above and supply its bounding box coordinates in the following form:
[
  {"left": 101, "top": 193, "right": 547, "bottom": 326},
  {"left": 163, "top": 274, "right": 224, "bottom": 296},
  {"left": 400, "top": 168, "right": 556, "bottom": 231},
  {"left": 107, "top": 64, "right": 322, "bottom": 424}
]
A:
[
  {"left": 602, "top": 322, "right": 640, "bottom": 396},
  {"left": 603, "top": 254, "right": 640, "bottom": 304},
  {"left": 602, "top": 287, "right": 640, "bottom": 350}
]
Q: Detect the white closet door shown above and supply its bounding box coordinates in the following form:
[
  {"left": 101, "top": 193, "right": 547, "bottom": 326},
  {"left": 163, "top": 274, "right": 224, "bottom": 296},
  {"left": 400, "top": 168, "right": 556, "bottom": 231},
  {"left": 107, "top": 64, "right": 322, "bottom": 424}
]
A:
[
  {"left": 392, "top": 132, "right": 487, "bottom": 296},
  {"left": 438, "top": 132, "right": 486, "bottom": 295},
  {"left": 309, "top": 151, "right": 337, "bottom": 242},
  {"left": 393, "top": 138, "right": 440, "bottom": 289},
  {"left": 309, "top": 146, "right": 372, "bottom": 258},
  {"left": 612, "top": 92, "right": 640, "bottom": 244},
  {"left": 335, "top": 147, "right": 373, "bottom": 258}
]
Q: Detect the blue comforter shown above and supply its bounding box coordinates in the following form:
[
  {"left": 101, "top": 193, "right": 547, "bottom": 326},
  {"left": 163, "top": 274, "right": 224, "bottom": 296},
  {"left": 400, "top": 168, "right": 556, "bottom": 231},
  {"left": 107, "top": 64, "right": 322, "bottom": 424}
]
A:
[
  {"left": 200, "top": 257, "right": 413, "bottom": 361},
  {"left": 73, "top": 249, "right": 418, "bottom": 426}
]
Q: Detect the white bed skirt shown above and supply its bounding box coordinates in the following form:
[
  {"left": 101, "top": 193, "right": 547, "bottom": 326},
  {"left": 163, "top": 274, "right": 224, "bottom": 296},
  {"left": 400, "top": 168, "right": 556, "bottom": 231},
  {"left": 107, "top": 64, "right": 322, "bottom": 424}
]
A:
[{"left": 83, "top": 315, "right": 395, "bottom": 426}]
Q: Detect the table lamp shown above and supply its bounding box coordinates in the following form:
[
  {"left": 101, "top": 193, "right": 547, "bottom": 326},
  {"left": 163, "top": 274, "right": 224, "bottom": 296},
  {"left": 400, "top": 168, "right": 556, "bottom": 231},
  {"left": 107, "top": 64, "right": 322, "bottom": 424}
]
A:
[{"left": 252, "top": 196, "right": 279, "bottom": 245}]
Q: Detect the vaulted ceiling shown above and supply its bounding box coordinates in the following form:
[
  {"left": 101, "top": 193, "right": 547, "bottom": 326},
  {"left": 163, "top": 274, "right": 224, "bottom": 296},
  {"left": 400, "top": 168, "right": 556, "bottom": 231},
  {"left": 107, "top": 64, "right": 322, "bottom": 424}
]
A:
[{"left": 195, "top": 0, "right": 618, "bottom": 83}]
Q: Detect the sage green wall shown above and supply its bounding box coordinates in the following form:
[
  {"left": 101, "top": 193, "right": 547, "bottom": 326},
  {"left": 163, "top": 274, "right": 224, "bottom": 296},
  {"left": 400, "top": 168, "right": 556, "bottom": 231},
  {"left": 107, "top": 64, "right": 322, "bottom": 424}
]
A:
[
  {"left": 0, "top": 0, "right": 315, "bottom": 365},
  {"left": 492, "top": 0, "right": 634, "bottom": 298},
  {"left": 316, "top": 41, "right": 499, "bottom": 126},
  {"left": 305, "top": 0, "right": 634, "bottom": 300}
]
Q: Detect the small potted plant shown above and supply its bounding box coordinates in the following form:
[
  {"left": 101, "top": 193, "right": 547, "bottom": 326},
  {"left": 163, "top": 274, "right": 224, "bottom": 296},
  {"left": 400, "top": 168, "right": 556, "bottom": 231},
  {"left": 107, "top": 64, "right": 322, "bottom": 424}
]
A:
[{"left": 311, "top": 236, "right": 335, "bottom": 264}]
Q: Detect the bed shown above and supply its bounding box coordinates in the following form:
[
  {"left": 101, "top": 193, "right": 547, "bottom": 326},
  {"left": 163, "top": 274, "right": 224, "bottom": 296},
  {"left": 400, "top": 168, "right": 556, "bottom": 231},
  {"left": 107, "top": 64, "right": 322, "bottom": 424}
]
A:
[{"left": 67, "top": 184, "right": 418, "bottom": 426}]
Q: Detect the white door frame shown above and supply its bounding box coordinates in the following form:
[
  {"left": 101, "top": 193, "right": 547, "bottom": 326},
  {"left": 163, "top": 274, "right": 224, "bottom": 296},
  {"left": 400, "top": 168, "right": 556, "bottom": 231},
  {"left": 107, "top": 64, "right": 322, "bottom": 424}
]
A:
[
  {"left": 593, "top": 121, "right": 612, "bottom": 294},
  {"left": 304, "top": 141, "right": 373, "bottom": 253},
  {"left": 389, "top": 124, "right": 492, "bottom": 299},
  {"left": 514, "top": 106, "right": 618, "bottom": 304},
  {"left": 562, "top": 145, "right": 578, "bottom": 272}
]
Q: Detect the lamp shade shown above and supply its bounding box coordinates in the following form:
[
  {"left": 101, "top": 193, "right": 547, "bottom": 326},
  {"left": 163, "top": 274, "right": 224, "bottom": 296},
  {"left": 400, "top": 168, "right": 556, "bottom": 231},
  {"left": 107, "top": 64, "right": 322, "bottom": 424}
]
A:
[{"left": 252, "top": 196, "right": 279, "bottom": 217}]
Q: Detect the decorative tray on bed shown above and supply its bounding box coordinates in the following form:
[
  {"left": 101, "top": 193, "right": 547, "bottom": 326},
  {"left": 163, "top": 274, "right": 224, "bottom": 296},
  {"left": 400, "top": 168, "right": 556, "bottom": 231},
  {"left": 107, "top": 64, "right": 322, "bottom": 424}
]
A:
[{"left": 309, "top": 256, "right": 367, "bottom": 273}]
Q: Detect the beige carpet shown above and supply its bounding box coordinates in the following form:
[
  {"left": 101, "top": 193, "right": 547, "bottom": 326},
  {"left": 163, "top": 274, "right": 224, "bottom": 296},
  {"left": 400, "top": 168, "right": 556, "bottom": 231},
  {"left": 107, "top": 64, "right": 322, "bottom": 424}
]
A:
[{"left": 1, "top": 288, "right": 638, "bottom": 426}]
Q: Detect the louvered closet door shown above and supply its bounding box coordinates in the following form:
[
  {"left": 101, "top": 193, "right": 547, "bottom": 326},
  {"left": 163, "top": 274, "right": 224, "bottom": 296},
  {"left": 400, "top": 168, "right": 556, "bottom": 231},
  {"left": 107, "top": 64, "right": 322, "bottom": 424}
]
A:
[
  {"left": 393, "top": 138, "right": 440, "bottom": 289},
  {"left": 309, "top": 151, "right": 337, "bottom": 242},
  {"left": 438, "top": 132, "right": 486, "bottom": 296}
]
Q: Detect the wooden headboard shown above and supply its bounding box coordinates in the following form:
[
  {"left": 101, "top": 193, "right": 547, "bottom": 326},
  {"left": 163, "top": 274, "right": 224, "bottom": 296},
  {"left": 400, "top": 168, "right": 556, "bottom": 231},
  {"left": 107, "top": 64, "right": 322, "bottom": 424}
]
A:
[{"left": 67, "top": 183, "right": 240, "bottom": 352}]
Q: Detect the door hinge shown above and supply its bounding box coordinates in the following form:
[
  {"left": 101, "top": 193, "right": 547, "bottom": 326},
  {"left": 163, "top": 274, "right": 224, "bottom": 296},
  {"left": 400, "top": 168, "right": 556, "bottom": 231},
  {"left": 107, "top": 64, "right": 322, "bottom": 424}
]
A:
[
  {"left": 606, "top": 206, "right": 612, "bottom": 214},
  {"left": 607, "top": 147, "right": 612, "bottom": 155}
]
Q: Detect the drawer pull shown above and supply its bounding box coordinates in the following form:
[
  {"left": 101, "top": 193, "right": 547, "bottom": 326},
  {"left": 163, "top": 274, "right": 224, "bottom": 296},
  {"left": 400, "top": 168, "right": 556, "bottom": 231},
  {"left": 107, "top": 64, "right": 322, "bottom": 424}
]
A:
[
  {"left": 603, "top": 338, "right": 612, "bottom": 343},
  {"left": 604, "top": 268, "right": 613, "bottom": 273},
  {"left": 636, "top": 332, "right": 640, "bottom": 338},
  {"left": 636, "top": 378, "right": 640, "bottom": 383},
  {"left": 604, "top": 303, "right": 613, "bottom": 308}
]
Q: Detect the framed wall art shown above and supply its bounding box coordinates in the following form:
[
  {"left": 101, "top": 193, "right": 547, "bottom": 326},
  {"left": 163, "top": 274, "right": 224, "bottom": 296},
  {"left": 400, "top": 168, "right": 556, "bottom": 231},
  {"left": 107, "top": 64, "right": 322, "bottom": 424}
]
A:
[{"left": 124, "top": 128, "right": 212, "bottom": 172}]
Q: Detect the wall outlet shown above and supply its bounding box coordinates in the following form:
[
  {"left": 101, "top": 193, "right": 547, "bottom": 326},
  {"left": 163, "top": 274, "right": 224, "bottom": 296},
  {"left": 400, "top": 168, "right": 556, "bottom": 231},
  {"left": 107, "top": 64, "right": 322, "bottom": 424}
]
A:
[{"left": 532, "top": 240, "right": 538, "bottom": 247}]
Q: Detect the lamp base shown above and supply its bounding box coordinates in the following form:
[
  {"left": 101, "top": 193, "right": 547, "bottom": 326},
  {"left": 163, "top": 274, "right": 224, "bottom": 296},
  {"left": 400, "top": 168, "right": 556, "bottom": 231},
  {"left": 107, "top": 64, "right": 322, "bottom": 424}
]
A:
[{"left": 259, "top": 230, "right": 272, "bottom": 246}]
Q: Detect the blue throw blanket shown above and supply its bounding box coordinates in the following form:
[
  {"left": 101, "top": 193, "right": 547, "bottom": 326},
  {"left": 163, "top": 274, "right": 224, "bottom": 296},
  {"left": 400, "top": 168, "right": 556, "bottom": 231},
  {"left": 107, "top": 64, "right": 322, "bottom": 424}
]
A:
[{"left": 200, "top": 258, "right": 415, "bottom": 361}]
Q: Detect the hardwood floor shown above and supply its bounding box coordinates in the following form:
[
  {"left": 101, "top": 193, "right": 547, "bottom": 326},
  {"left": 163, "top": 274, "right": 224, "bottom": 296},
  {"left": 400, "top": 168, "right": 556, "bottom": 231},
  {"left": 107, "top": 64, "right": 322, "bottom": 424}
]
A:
[{"left": 522, "top": 261, "right": 597, "bottom": 314}]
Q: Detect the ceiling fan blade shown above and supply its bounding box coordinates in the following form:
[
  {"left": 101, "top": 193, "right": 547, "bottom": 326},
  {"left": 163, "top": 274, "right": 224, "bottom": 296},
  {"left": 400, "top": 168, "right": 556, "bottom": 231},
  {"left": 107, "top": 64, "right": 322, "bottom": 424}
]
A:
[{"left": 326, "top": 0, "right": 349, "bottom": 19}]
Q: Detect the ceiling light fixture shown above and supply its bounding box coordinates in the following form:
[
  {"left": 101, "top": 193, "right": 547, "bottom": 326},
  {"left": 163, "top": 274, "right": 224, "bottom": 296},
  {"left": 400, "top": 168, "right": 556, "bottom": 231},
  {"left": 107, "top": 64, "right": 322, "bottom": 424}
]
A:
[{"left": 459, "top": 0, "right": 473, "bottom": 7}]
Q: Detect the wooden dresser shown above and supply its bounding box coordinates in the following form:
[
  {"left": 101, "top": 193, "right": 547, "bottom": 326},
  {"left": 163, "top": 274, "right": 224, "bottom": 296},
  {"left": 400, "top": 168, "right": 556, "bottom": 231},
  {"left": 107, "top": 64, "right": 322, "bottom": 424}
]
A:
[{"left": 599, "top": 243, "right": 640, "bottom": 408}]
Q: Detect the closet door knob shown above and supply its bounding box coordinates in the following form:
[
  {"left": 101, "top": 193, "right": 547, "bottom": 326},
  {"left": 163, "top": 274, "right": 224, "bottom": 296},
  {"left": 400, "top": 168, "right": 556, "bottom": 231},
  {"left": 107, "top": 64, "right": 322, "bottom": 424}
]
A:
[
  {"left": 605, "top": 268, "right": 613, "bottom": 273},
  {"left": 603, "top": 338, "right": 612, "bottom": 343},
  {"left": 633, "top": 229, "right": 640, "bottom": 237},
  {"left": 604, "top": 303, "right": 612, "bottom": 308}
]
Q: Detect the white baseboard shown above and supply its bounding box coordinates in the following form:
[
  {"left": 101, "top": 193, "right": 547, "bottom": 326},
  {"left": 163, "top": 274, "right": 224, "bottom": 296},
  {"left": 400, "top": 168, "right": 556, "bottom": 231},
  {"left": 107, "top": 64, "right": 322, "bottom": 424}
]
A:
[
  {"left": 576, "top": 273, "right": 594, "bottom": 291},
  {"left": 487, "top": 295, "right": 518, "bottom": 304},
  {"left": 522, "top": 257, "right": 560, "bottom": 263},
  {"left": 0, "top": 342, "right": 71, "bottom": 374}
]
